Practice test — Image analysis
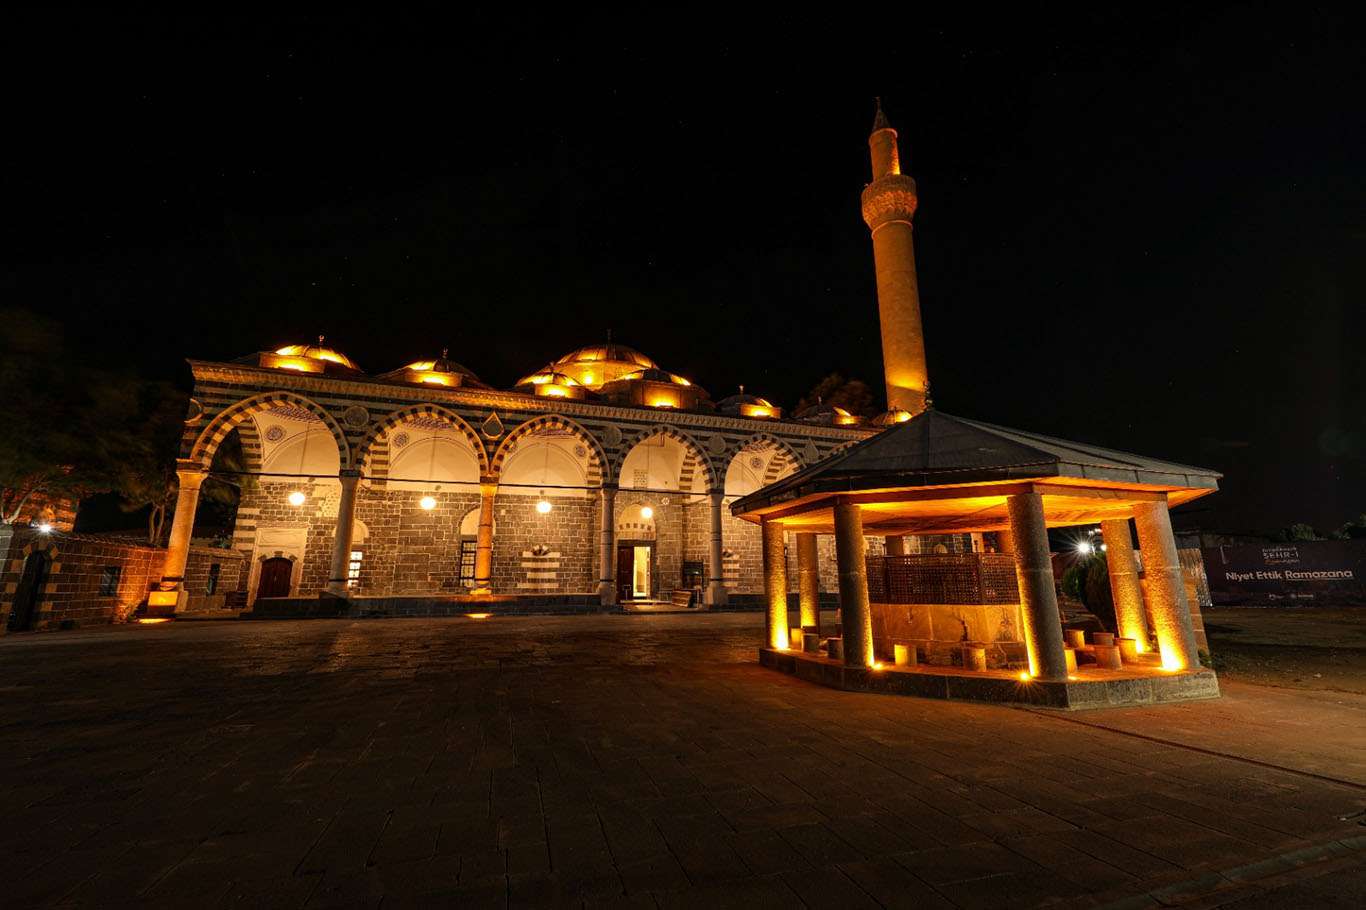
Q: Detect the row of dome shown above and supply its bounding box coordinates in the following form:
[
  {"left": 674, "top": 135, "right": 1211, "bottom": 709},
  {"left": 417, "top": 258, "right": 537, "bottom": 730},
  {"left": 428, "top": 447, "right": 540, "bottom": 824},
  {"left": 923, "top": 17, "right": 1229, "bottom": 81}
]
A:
[{"left": 248, "top": 337, "right": 904, "bottom": 426}]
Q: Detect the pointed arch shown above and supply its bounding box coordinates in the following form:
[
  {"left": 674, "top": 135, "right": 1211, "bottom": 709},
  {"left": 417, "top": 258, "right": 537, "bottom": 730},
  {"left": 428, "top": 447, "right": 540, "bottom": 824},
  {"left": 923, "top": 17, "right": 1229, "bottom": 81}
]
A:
[
  {"left": 726, "top": 432, "right": 806, "bottom": 472},
  {"left": 187, "top": 392, "right": 350, "bottom": 471},
  {"left": 357, "top": 404, "right": 489, "bottom": 481},
  {"left": 490, "top": 414, "right": 607, "bottom": 487},
  {"left": 611, "top": 424, "right": 718, "bottom": 492}
]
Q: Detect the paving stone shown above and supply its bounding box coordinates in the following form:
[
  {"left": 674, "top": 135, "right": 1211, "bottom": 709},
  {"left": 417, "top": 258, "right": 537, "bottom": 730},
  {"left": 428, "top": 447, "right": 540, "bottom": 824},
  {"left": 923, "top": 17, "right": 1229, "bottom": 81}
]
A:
[{"left": 0, "top": 615, "right": 1362, "bottom": 908}]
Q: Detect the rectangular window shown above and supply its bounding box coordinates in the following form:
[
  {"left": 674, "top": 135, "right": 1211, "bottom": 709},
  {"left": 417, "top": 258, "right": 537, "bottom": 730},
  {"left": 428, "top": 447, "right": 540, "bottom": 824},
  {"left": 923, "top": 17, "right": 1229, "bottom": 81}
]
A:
[
  {"left": 458, "top": 539, "right": 477, "bottom": 584},
  {"left": 206, "top": 563, "right": 221, "bottom": 595},
  {"left": 99, "top": 566, "right": 121, "bottom": 596},
  {"left": 347, "top": 550, "right": 363, "bottom": 588}
]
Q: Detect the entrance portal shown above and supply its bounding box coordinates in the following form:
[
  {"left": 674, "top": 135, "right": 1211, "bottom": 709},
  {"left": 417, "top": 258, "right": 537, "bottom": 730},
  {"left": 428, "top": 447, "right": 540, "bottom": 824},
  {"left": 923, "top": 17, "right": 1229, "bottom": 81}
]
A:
[
  {"left": 256, "top": 557, "right": 294, "bottom": 599},
  {"left": 8, "top": 550, "right": 50, "bottom": 631},
  {"left": 616, "top": 541, "right": 653, "bottom": 600}
]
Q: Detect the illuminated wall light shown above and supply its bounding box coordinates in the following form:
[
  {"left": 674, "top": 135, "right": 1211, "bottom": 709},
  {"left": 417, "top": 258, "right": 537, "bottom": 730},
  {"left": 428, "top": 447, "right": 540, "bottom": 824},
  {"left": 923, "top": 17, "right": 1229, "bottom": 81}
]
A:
[
  {"left": 536, "top": 497, "right": 553, "bottom": 514},
  {"left": 36, "top": 522, "right": 52, "bottom": 534},
  {"left": 419, "top": 495, "right": 437, "bottom": 511},
  {"left": 1018, "top": 670, "right": 1032, "bottom": 682},
  {"left": 1076, "top": 541, "right": 1093, "bottom": 555},
  {"left": 287, "top": 491, "right": 306, "bottom": 507},
  {"left": 639, "top": 505, "right": 653, "bottom": 520}
]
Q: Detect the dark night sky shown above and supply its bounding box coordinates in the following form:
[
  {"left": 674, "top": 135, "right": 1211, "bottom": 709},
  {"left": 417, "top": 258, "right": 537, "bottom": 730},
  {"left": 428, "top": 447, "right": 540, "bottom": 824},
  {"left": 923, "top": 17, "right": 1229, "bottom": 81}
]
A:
[{"left": 3, "top": 9, "right": 1363, "bottom": 533}]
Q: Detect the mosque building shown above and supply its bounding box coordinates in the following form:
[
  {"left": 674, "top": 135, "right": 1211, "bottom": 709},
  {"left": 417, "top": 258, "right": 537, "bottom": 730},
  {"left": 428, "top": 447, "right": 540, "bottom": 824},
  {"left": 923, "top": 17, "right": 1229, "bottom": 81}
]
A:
[
  {"left": 1, "top": 103, "right": 987, "bottom": 630},
  {"left": 146, "top": 103, "right": 940, "bottom": 614}
]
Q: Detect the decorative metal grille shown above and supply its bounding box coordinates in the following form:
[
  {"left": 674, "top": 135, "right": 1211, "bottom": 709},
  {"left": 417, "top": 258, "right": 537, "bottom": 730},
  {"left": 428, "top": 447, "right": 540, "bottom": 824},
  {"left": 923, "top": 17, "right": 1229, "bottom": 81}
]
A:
[{"left": 865, "top": 554, "right": 1019, "bottom": 605}]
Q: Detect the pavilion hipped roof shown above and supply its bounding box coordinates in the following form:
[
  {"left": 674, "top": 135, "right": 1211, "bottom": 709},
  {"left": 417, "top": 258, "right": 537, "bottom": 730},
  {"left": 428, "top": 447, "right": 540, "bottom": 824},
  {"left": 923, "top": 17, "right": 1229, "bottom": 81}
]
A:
[{"left": 730, "top": 410, "right": 1221, "bottom": 535}]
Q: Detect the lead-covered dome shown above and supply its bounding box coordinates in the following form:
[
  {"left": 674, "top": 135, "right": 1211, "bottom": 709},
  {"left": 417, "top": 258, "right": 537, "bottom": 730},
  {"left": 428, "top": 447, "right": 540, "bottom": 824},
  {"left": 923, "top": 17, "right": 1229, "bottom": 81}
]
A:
[
  {"left": 254, "top": 335, "right": 362, "bottom": 374},
  {"left": 521, "top": 342, "right": 659, "bottom": 391}
]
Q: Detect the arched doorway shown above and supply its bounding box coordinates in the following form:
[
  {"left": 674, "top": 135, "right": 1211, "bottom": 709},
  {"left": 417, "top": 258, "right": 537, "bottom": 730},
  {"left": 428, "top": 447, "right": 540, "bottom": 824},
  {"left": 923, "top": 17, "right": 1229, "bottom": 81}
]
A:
[
  {"left": 256, "top": 557, "right": 294, "bottom": 599},
  {"left": 8, "top": 549, "right": 50, "bottom": 631}
]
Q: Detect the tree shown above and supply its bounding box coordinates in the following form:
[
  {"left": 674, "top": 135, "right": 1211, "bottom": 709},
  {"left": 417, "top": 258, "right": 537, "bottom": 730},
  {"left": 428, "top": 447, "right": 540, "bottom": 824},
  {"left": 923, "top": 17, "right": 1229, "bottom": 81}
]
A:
[
  {"left": 111, "top": 382, "right": 190, "bottom": 545},
  {"left": 796, "top": 372, "right": 877, "bottom": 417},
  {"left": 0, "top": 308, "right": 135, "bottom": 522},
  {"left": 1276, "top": 522, "right": 1321, "bottom": 542},
  {"left": 1331, "top": 514, "right": 1366, "bottom": 540}
]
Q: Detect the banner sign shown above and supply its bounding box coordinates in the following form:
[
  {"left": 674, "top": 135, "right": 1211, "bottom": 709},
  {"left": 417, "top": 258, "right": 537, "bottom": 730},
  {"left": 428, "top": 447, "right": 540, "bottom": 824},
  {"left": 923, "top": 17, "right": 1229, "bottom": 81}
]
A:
[{"left": 1201, "top": 540, "right": 1366, "bottom": 606}]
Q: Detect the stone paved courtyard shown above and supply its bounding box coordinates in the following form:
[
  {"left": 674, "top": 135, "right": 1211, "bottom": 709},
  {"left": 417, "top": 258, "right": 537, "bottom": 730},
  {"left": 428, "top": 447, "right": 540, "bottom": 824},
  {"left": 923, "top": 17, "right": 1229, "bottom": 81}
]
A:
[{"left": 2, "top": 614, "right": 1364, "bottom": 908}]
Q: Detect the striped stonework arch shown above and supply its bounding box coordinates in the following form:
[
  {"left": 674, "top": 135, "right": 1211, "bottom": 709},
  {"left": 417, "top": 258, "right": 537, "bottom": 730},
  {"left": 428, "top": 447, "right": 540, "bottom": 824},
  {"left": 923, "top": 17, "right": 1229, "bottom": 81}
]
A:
[
  {"left": 728, "top": 432, "right": 805, "bottom": 477},
  {"left": 490, "top": 415, "right": 607, "bottom": 487},
  {"left": 187, "top": 392, "right": 351, "bottom": 471},
  {"left": 610, "top": 424, "right": 718, "bottom": 492},
  {"left": 356, "top": 404, "right": 489, "bottom": 484},
  {"left": 233, "top": 418, "right": 264, "bottom": 475}
]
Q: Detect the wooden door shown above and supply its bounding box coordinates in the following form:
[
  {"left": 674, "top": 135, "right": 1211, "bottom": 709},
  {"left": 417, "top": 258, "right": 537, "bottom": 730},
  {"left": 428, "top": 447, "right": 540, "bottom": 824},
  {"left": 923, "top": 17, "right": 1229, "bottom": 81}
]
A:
[
  {"left": 616, "top": 545, "right": 633, "bottom": 602},
  {"left": 256, "top": 557, "right": 294, "bottom": 599},
  {"left": 7, "top": 550, "right": 49, "bottom": 631}
]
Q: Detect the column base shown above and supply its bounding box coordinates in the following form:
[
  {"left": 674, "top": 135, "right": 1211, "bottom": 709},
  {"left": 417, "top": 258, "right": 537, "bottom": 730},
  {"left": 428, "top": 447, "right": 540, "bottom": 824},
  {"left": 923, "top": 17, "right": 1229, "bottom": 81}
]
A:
[{"left": 704, "top": 582, "right": 728, "bottom": 607}]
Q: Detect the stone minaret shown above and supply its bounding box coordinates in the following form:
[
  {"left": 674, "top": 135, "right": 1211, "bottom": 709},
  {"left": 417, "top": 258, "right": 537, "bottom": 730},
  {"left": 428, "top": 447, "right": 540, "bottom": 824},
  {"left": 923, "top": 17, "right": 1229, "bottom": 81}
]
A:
[{"left": 861, "top": 99, "right": 929, "bottom": 415}]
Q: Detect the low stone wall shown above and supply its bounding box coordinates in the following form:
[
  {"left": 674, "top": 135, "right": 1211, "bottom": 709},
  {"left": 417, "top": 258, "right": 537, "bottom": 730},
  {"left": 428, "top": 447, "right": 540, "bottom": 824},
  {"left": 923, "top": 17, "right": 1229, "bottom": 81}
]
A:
[
  {"left": 869, "top": 601, "right": 1028, "bottom": 668},
  {"left": 0, "top": 528, "right": 247, "bottom": 631}
]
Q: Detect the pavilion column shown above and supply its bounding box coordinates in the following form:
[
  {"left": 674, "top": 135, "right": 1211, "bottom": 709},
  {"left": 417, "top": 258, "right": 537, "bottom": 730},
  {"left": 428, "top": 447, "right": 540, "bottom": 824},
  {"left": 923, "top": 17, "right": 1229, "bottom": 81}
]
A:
[
  {"left": 1133, "top": 499, "right": 1200, "bottom": 670},
  {"left": 1005, "top": 492, "right": 1069, "bottom": 680},
  {"left": 884, "top": 535, "right": 906, "bottom": 556},
  {"left": 761, "top": 518, "right": 790, "bottom": 649},
  {"left": 598, "top": 485, "right": 617, "bottom": 608},
  {"left": 160, "top": 461, "right": 206, "bottom": 591},
  {"left": 833, "top": 500, "right": 874, "bottom": 668},
  {"left": 796, "top": 532, "right": 820, "bottom": 634},
  {"left": 1100, "top": 518, "right": 1149, "bottom": 651},
  {"left": 706, "top": 490, "right": 728, "bottom": 606},
  {"left": 325, "top": 469, "right": 362, "bottom": 595},
  {"left": 471, "top": 478, "right": 497, "bottom": 594}
]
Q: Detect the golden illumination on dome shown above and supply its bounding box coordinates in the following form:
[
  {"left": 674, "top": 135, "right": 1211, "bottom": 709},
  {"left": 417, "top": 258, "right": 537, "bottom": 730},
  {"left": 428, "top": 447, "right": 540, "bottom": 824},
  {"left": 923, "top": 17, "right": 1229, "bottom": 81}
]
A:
[
  {"left": 272, "top": 336, "right": 358, "bottom": 371},
  {"left": 871, "top": 408, "right": 914, "bottom": 426},
  {"left": 529, "top": 342, "right": 662, "bottom": 391}
]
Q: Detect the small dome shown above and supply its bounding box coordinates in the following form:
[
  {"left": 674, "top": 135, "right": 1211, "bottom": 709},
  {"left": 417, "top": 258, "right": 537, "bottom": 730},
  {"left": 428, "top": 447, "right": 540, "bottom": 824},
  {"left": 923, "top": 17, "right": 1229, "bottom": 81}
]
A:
[
  {"left": 397, "top": 348, "right": 485, "bottom": 385},
  {"left": 718, "top": 387, "right": 780, "bottom": 419},
  {"left": 871, "top": 408, "right": 914, "bottom": 426},
  {"left": 553, "top": 344, "right": 657, "bottom": 369},
  {"left": 795, "top": 402, "right": 860, "bottom": 426},
  {"left": 271, "top": 336, "right": 359, "bottom": 370},
  {"left": 617, "top": 368, "right": 693, "bottom": 387},
  {"left": 533, "top": 342, "right": 660, "bottom": 391}
]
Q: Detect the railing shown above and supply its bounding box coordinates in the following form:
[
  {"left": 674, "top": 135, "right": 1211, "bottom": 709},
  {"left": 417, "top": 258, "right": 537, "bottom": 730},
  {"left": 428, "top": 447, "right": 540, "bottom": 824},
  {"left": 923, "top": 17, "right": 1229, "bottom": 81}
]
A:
[{"left": 865, "top": 554, "right": 1019, "bottom": 605}]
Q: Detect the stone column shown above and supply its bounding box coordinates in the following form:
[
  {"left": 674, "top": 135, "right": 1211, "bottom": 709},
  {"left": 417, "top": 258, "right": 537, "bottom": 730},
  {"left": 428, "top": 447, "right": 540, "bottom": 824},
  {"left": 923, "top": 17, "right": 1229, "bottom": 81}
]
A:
[
  {"left": 598, "top": 485, "right": 617, "bottom": 608},
  {"left": 796, "top": 532, "right": 820, "bottom": 634},
  {"left": 833, "top": 500, "right": 874, "bottom": 668},
  {"left": 1101, "top": 518, "right": 1149, "bottom": 651},
  {"left": 160, "top": 461, "right": 206, "bottom": 589},
  {"left": 325, "top": 469, "right": 362, "bottom": 595},
  {"left": 1133, "top": 499, "right": 1200, "bottom": 670},
  {"left": 761, "top": 518, "right": 789, "bottom": 649},
  {"left": 471, "top": 478, "right": 497, "bottom": 594},
  {"left": 1005, "top": 492, "right": 1068, "bottom": 680},
  {"left": 884, "top": 535, "right": 906, "bottom": 557},
  {"left": 706, "top": 490, "right": 727, "bottom": 606}
]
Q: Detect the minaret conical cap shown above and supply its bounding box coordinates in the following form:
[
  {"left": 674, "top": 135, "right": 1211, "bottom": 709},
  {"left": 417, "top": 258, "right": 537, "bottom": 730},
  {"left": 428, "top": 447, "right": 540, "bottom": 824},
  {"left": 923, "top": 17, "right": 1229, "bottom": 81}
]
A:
[{"left": 872, "top": 97, "right": 892, "bottom": 133}]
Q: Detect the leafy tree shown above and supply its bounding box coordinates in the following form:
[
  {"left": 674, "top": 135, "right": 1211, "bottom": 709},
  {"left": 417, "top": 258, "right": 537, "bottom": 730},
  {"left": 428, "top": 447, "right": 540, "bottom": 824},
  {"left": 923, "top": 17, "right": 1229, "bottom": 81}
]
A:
[
  {"left": 110, "top": 382, "right": 190, "bottom": 545},
  {"left": 1275, "top": 522, "right": 1321, "bottom": 542},
  {"left": 796, "top": 372, "right": 877, "bottom": 417},
  {"left": 0, "top": 308, "right": 139, "bottom": 522},
  {"left": 1331, "top": 514, "right": 1366, "bottom": 540},
  {"left": 1083, "top": 555, "right": 1117, "bottom": 633}
]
